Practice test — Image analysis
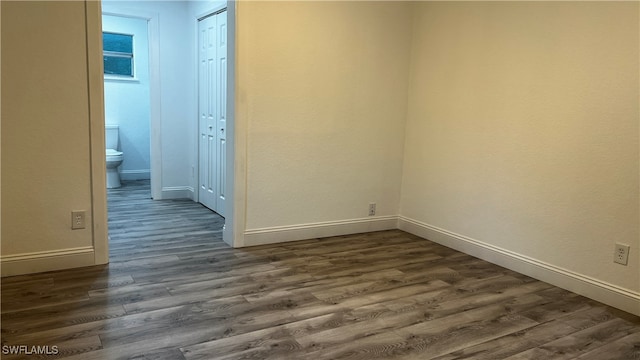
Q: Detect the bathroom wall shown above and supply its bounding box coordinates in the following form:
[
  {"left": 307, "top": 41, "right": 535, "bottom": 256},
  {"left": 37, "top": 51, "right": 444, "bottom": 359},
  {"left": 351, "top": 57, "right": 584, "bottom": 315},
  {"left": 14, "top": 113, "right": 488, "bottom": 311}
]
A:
[
  {"left": 102, "top": 14, "right": 151, "bottom": 180},
  {"left": 102, "top": 1, "right": 195, "bottom": 197}
]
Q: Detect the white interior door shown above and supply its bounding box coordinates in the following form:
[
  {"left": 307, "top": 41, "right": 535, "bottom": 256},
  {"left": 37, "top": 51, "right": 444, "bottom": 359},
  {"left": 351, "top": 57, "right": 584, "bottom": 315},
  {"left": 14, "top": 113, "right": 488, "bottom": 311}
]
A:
[
  {"left": 198, "top": 10, "right": 227, "bottom": 216},
  {"left": 215, "top": 12, "right": 227, "bottom": 216}
]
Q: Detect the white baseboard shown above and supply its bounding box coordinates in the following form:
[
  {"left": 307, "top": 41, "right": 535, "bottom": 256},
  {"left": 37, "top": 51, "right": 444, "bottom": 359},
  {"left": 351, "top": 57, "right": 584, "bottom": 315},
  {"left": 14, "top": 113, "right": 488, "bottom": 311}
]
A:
[
  {"left": 244, "top": 216, "right": 399, "bottom": 247},
  {"left": 398, "top": 216, "right": 640, "bottom": 316},
  {"left": 120, "top": 169, "right": 151, "bottom": 181},
  {"left": 160, "top": 186, "right": 195, "bottom": 200},
  {"left": 1, "top": 247, "right": 96, "bottom": 277}
]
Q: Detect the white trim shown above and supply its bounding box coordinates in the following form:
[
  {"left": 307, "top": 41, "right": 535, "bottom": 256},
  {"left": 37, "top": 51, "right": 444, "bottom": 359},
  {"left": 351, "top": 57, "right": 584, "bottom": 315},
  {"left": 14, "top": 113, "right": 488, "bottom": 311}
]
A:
[
  {"left": 104, "top": 76, "right": 140, "bottom": 83},
  {"left": 86, "top": 0, "right": 109, "bottom": 266},
  {"left": 243, "top": 216, "right": 399, "bottom": 247},
  {"left": 398, "top": 216, "right": 640, "bottom": 316},
  {"left": 160, "top": 186, "right": 195, "bottom": 200},
  {"left": 120, "top": 169, "right": 151, "bottom": 180},
  {"left": 227, "top": 0, "right": 243, "bottom": 248},
  {"left": 147, "top": 13, "right": 162, "bottom": 201},
  {"left": 1, "top": 247, "right": 96, "bottom": 277}
]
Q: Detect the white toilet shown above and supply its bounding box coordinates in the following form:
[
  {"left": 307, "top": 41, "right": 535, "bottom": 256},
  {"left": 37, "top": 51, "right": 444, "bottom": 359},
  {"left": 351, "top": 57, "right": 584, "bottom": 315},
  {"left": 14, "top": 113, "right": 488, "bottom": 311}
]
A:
[{"left": 105, "top": 125, "right": 124, "bottom": 189}]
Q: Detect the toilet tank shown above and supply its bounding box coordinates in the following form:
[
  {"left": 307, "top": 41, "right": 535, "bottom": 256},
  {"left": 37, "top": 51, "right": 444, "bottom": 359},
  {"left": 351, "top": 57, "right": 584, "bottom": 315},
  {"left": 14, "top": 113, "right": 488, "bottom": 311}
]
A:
[{"left": 105, "top": 125, "right": 119, "bottom": 150}]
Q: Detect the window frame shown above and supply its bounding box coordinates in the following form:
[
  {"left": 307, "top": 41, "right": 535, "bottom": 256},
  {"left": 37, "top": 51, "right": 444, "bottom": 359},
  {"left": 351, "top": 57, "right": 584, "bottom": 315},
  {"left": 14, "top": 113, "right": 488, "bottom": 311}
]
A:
[{"left": 103, "top": 31, "right": 137, "bottom": 81}]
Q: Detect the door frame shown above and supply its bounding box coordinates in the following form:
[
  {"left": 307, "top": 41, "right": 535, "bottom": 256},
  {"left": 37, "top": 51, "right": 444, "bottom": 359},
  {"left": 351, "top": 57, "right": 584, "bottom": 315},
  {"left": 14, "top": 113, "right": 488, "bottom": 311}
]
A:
[
  {"left": 100, "top": 5, "right": 161, "bottom": 201},
  {"left": 194, "top": 3, "right": 242, "bottom": 248},
  {"left": 88, "top": 1, "right": 244, "bottom": 265},
  {"left": 222, "top": 0, "right": 244, "bottom": 248}
]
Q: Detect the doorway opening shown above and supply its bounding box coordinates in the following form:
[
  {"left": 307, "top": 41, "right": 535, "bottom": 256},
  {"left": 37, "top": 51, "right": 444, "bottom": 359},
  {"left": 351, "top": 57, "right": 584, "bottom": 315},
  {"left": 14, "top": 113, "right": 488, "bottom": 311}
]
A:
[
  {"left": 102, "top": 13, "right": 151, "bottom": 194},
  {"left": 100, "top": 2, "right": 234, "bottom": 257}
]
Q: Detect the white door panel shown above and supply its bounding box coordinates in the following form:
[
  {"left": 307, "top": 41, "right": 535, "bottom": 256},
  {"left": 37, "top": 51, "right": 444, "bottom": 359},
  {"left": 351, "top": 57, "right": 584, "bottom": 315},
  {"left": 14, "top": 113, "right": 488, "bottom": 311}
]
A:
[
  {"left": 198, "top": 10, "right": 226, "bottom": 216},
  {"left": 198, "top": 14, "right": 217, "bottom": 210},
  {"left": 215, "top": 13, "right": 227, "bottom": 215}
]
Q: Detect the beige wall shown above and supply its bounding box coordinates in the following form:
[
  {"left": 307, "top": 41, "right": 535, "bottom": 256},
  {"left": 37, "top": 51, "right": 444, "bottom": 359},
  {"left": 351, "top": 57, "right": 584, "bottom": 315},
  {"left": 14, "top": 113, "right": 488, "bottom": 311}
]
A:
[
  {"left": 1, "top": 2, "right": 97, "bottom": 258},
  {"left": 401, "top": 2, "right": 639, "bottom": 293},
  {"left": 1, "top": 0, "right": 637, "bottom": 313},
  {"left": 237, "top": 1, "right": 412, "bottom": 230}
]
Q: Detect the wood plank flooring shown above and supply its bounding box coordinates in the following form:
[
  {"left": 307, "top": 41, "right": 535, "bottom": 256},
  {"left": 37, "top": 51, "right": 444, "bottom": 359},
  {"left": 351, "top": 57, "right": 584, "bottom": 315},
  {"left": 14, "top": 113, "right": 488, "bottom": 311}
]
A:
[{"left": 2, "top": 180, "right": 639, "bottom": 359}]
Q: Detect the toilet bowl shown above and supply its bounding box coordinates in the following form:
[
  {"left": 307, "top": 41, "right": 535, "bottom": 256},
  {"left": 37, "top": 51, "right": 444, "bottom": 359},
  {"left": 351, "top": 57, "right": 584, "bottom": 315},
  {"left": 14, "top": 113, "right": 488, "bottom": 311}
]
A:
[
  {"left": 105, "top": 125, "right": 124, "bottom": 188},
  {"left": 106, "top": 149, "right": 124, "bottom": 188}
]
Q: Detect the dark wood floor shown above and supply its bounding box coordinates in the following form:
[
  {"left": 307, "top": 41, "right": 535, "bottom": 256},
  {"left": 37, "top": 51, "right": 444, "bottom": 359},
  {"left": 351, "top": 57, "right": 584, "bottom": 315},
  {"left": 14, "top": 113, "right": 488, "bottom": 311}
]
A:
[{"left": 2, "top": 180, "right": 639, "bottom": 359}]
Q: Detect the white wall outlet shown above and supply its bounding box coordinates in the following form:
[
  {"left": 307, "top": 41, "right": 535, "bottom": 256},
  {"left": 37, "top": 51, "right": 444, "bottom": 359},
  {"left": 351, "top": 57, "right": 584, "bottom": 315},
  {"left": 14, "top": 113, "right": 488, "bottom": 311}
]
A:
[
  {"left": 368, "top": 203, "right": 376, "bottom": 216},
  {"left": 614, "top": 243, "right": 630, "bottom": 265},
  {"left": 71, "top": 210, "right": 86, "bottom": 230}
]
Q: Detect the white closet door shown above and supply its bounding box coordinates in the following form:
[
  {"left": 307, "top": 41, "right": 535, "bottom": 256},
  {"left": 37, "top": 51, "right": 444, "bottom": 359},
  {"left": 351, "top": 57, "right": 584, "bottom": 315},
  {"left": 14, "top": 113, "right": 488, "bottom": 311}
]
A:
[{"left": 198, "top": 13, "right": 223, "bottom": 213}]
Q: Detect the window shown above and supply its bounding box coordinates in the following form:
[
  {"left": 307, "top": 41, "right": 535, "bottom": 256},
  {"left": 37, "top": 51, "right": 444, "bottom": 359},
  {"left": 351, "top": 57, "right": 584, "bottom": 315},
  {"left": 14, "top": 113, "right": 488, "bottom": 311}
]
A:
[{"left": 103, "top": 32, "right": 134, "bottom": 77}]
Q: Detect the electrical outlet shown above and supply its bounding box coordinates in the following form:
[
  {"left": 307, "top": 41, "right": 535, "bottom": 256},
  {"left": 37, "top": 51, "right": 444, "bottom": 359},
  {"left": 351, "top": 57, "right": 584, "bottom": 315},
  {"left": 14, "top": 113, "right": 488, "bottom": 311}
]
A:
[
  {"left": 614, "top": 243, "right": 630, "bottom": 265},
  {"left": 71, "top": 211, "right": 86, "bottom": 230},
  {"left": 368, "top": 203, "right": 376, "bottom": 216}
]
